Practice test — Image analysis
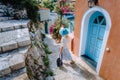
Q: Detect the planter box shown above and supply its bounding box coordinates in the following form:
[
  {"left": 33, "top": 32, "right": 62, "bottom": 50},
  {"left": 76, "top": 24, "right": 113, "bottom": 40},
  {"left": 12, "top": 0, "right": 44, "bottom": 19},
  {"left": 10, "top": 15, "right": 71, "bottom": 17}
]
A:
[{"left": 38, "top": 9, "right": 50, "bottom": 21}]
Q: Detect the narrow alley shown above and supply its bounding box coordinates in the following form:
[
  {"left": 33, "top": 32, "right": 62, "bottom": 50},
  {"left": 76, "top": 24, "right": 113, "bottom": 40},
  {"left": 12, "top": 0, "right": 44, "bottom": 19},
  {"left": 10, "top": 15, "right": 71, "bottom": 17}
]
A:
[{"left": 44, "top": 35, "right": 103, "bottom": 80}]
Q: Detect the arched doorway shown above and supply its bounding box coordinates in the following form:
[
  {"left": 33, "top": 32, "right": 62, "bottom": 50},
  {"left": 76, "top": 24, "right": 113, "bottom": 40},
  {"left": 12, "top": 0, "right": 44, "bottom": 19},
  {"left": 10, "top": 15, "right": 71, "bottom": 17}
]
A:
[
  {"left": 85, "top": 11, "right": 106, "bottom": 62},
  {"left": 79, "top": 7, "right": 111, "bottom": 73}
]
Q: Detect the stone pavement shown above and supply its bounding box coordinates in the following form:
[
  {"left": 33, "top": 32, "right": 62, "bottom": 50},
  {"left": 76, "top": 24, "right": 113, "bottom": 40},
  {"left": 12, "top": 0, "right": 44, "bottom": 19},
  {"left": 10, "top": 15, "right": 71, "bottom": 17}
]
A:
[{"left": 44, "top": 35, "right": 103, "bottom": 80}]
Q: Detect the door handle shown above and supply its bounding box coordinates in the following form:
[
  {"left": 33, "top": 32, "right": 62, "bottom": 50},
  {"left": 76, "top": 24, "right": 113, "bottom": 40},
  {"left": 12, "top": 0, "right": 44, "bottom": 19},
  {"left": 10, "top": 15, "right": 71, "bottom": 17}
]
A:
[{"left": 97, "top": 37, "right": 103, "bottom": 40}]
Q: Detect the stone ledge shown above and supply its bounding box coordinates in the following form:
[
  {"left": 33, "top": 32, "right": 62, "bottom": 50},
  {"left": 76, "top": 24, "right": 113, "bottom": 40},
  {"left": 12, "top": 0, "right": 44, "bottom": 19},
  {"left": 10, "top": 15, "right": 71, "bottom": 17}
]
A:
[
  {"left": 0, "top": 17, "right": 13, "bottom": 22},
  {"left": 0, "top": 46, "right": 29, "bottom": 59},
  {"left": 9, "top": 54, "right": 25, "bottom": 71},
  {"left": 0, "top": 67, "right": 28, "bottom": 80},
  {"left": 1, "top": 26, "right": 15, "bottom": 32},
  {"left": 0, "top": 47, "right": 29, "bottom": 77},
  {"left": 0, "top": 28, "right": 31, "bottom": 52},
  {"left": 0, "top": 54, "right": 25, "bottom": 77},
  {"left": 0, "top": 20, "right": 29, "bottom": 32},
  {"left": 0, "top": 60, "right": 11, "bottom": 76},
  {"left": 17, "top": 37, "right": 31, "bottom": 47},
  {"left": 13, "top": 73, "right": 29, "bottom": 80},
  {"left": 0, "top": 28, "right": 30, "bottom": 44},
  {"left": 1, "top": 41, "right": 18, "bottom": 52}
]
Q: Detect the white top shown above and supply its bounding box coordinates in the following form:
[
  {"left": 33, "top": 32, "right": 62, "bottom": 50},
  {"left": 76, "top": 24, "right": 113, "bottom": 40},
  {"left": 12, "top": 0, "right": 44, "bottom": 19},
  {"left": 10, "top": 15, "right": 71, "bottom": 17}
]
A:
[
  {"left": 60, "top": 35, "right": 72, "bottom": 61},
  {"left": 61, "top": 36, "right": 70, "bottom": 48}
]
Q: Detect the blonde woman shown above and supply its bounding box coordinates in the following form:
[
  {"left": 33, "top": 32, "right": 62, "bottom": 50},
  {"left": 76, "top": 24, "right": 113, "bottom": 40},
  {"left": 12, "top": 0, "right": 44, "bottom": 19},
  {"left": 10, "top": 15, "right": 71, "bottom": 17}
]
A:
[{"left": 59, "top": 28, "right": 74, "bottom": 64}]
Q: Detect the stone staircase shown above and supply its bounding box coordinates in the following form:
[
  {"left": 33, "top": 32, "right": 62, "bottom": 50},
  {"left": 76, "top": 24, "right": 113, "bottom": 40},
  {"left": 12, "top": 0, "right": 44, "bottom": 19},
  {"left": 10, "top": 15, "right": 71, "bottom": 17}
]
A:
[
  {"left": 0, "top": 20, "right": 31, "bottom": 80},
  {"left": 0, "top": 3, "right": 31, "bottom": 80}
]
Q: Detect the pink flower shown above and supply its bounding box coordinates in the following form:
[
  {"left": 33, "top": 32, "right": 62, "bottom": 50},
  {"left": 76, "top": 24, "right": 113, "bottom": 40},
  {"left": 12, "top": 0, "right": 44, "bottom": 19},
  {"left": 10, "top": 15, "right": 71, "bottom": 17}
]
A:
[
  {"left": 49, "top": 25, "right": 54, "bottom": 34},
  {"left": 61, "top": 0, "right": 67, "bottom": 2},
  {"left": 59, "top": 6, "right": 70, "bottom": 14},
  {"left": 58, "top": 0, "right": 67, "bottom": 7},
  {"left": 59, "top": 0, "right": 67, "bottom": 2},
  {"left": 63, "top": 9, "right": 67, "bottom": 13}
]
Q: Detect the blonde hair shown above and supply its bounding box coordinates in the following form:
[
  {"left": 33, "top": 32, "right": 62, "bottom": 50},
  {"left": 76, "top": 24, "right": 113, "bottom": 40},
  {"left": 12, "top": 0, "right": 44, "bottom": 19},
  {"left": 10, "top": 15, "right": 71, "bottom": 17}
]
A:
[{"left": 64, "top": 35, "right": 69, "bottom": 38}]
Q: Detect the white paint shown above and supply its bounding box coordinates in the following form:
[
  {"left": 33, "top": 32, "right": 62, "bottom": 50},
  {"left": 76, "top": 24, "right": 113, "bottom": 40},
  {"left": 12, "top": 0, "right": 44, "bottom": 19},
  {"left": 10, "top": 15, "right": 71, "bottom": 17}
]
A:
[{"left": 79, "top": 6, "right": 111, "bottom": 74}]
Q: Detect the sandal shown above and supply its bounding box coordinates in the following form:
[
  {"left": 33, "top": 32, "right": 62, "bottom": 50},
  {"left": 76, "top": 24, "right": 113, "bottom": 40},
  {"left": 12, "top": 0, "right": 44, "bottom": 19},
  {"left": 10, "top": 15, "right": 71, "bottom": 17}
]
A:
[{"left": 70, "top": 60, "right": 75, "bottom": 64}]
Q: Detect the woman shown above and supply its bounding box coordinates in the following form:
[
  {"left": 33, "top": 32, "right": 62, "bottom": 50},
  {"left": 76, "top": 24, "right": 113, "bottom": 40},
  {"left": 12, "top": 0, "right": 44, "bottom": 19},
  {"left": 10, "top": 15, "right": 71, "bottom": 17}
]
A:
[{"left": 59, "top": 27, "right": 74, "bottom": 64}]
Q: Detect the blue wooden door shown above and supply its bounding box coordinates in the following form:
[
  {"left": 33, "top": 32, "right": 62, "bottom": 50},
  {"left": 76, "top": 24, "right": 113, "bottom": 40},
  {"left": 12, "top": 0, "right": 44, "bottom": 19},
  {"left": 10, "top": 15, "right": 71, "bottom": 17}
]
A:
[{"left": 85, "top": 11, "right": 106, "bottom": 62}]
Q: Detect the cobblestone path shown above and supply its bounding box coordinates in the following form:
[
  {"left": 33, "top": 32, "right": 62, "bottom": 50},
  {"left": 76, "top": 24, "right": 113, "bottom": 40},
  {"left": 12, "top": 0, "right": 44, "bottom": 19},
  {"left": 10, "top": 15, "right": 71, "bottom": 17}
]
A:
[{"left": 44, "top": 35, "right": 103, "bottom": 80}]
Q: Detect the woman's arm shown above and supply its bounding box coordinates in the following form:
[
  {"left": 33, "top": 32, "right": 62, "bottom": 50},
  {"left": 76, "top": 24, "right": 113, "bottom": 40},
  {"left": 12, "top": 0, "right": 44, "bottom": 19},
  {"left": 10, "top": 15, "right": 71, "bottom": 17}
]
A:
[{"left": 60, "top": 46, "right": 63, "bottom": 54}]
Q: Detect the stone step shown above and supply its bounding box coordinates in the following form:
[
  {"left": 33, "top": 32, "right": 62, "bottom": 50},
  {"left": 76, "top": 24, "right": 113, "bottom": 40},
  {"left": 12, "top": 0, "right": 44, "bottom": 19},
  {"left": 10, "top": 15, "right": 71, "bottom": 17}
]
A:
[
  {"left": 0, "top": 17, "right": 13, "bottom": 21},
  {"left": 0, "top": 28, "right": 31, "bottom": 53},
  {"left": 0, "top": 67, "right": 29, "bottom": 80},
  {"left": 0, "top": 46, "right": 29, "bottom": 77},
  {"left": 0, "top": 20, "right": 29, "bottom": 32},
  {"left": 13, "top": 73, "right": 29, "bottom": 80}
]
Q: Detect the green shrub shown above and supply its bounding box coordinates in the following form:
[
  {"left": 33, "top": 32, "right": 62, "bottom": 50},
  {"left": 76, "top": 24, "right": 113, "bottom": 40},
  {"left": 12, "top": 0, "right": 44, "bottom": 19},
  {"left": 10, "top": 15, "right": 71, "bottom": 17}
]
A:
[
  {"left": 41, "top": 33, "right": 46, "bottom": 41},
  {"left": 34, "top": 40, "right": 39, "bottom": 47},
  {"left": 49, "top": 70, "right": 54, "bottom": 76},
  {"left": 41, "top": 0, "right": 56, "bottom": 11},
  {"left": 42, "top": 69, "right": 54, "bottom": 76},
  {"left": 42, "top": 42, "right": 48, "bottom": 48},
  {"left": 43, "top": 55, "right": 49, "bottom": 67},
  {"left": 44, "top": 47, "right": 52, "bottom": 54},
  {"left": 42, "top": 42, "right": 52, "bottom": 54}
]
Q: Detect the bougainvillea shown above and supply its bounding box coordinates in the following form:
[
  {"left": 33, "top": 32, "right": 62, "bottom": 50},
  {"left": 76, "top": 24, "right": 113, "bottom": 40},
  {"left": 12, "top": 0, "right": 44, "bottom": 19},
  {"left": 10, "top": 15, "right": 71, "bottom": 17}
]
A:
[
  {"left": 49, "top": 24, "right": 55, "bottom": 34},
  {"left": 57, "top": 0, "right": 69, "bottom": 14},
  {"left": 52, "top": 0, "right": 74, "bottom": 42}
]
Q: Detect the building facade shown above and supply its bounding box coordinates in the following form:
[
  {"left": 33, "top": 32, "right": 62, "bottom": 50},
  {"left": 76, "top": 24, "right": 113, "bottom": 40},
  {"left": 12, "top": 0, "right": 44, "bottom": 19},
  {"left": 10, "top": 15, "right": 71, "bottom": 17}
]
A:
[{"left": 73, "top": 0, "right": 120, "bottom": 80}]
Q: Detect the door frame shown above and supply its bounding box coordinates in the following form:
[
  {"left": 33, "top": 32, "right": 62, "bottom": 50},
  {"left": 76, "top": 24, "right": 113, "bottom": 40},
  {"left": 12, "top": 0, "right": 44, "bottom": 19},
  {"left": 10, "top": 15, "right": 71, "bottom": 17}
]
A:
[{"left": 79, "top": 6, "right": 111, "bottom": 74}]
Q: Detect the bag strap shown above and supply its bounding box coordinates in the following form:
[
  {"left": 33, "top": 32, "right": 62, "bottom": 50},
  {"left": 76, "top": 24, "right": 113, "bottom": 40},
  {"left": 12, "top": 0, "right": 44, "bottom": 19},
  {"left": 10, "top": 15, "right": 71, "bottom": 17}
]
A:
[
  {"left": 59, "top": 52, "right": 62, "bottom": 60},
  {"left": 59, "top": 46, "right": 63, "bottom": 60}
]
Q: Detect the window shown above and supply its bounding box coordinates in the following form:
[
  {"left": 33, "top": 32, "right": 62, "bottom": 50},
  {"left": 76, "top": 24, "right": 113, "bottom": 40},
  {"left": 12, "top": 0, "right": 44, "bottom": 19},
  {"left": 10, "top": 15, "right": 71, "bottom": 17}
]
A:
[{"left": 93, "top": 16, "right": 106, "bottom": 25}]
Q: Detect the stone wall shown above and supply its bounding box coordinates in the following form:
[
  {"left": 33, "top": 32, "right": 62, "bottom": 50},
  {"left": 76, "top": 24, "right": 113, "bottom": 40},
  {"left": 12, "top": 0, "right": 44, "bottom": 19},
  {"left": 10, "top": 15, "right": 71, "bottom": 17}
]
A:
[
  {"left": 26, "top": 29, "right": 54, "bottom": 80},
  {"left": 0, "top": 2, "right": 53, "bottom": 80},
  {"left": 0, "top": 2, "right": 27, "bottom": 21},
  {"left": 26, "top": 46, "right": 46, "bottom": 80}
]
